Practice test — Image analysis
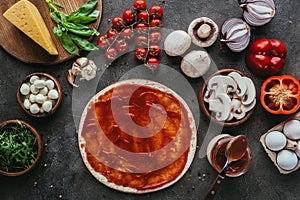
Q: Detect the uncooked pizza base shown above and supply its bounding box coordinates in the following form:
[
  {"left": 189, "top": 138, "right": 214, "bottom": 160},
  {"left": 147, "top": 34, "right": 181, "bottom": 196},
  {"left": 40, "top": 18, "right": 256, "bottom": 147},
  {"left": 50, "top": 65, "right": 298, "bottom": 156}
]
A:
[{"left": 78, "top": 79, "right": 197, "bottom": 194}]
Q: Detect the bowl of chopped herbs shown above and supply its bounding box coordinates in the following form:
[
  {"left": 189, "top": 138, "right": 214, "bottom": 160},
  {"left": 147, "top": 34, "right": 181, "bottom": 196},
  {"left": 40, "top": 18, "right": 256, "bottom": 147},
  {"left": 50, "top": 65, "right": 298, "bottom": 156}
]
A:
[{"left": 0, "top": 120, "right": 42, "bottom": 176}]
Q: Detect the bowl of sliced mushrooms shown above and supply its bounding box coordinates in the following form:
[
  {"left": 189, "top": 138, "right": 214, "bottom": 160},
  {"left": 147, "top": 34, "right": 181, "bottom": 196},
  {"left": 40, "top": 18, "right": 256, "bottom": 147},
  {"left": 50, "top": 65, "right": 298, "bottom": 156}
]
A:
[
  {"left": 17, "top": 72, "right": 62, "bottom": 118},
  {"left": 199, "top": 68, "right": 256, "bottom": 126}
]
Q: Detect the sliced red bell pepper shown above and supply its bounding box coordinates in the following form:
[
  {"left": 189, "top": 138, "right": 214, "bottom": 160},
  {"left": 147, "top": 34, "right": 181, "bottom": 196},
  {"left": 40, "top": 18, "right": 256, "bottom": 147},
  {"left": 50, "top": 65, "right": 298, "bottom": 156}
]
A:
[{"left": 260, "top": 75, "right": 300, "bottom": 114}]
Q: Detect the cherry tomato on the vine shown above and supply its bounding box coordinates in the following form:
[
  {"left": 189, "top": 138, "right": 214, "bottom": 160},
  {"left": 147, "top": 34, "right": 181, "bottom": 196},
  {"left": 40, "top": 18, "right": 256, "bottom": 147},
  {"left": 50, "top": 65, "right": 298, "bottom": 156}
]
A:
[
  {"left": 134, "top": 0, "right": 147, "bottom": 10},
  {"left": 123, "top": 9, "right": 136, "bottom": 24},
  {"left": 134, "top": 48, "right": 148, "bottom": 60},
  {"left": 116, "top": 39, "right": 129, "bottom": 53},
  {"left": 112, "top": 16, "right": 125, "bottom": 31},
  {"left": 146, "top": 57, "right": 159, "bottom": 71},
  {"left": 106, "top": 28, "right": 118, "bottom": 41},
  {"left": 149, "top": 19, "right": 162, "bottom": 29},
  {"left": 136, "top": 35, "right": 148, "bottom": 47},
  {"left": 135, "top": 23, "right": 148, "bottom": 35},
  {"left": 138, "top": 10, "right": 149, "bottom": 21},
  {"left": 121, "top": 27, "right": 134, "bottom": 40},
  {"left": 149, "top": 5, "right": 163, "bottom": 19},
  {"left": 149, "top": 45, "right": 161, "bottom": 57},
  {"left": 105, "top": 48, "right": 118, "bottom": 61},
  {"left": 97, "top": 35, "right": 109, "bottom": 49},
  {"left": 150, "top": 32, "right": 162, "bottom": 44}
]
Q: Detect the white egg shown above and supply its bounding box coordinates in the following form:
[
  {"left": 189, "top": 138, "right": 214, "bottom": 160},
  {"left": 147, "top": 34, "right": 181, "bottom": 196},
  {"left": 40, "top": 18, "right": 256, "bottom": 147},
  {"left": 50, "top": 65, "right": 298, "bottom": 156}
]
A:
[
  {"left": 295, "top": 141, "right": 300, "bottom": 158},
  {"left": 265, "top": 131, "right": 287, "bottom": 151},
  {"left": 277, "top": 150, "right": 298, "bottom": 171},
  {"left": 283, "top": 120, "right": 300, "bottom": 140}
]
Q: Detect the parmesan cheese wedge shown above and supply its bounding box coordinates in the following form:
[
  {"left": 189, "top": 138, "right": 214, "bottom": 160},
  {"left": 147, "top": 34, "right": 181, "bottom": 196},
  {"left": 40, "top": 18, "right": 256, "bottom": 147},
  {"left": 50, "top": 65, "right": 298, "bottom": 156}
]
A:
[{"left": 3, "top": 0, "right": 58, "bottom": 55}]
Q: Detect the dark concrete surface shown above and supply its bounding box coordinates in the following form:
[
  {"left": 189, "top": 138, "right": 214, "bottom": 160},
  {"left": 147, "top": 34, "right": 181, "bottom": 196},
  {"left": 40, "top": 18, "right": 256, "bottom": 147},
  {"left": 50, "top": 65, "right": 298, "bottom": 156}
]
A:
[{"left": 0, "top": 0, "right": 300, "bottom": 199}]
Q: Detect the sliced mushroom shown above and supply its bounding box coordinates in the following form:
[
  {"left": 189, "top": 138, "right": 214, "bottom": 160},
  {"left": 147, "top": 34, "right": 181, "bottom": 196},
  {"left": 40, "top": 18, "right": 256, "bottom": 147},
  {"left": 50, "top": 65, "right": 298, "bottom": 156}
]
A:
[
  {"left": 242, "top": 77, "right": 256, "bottom": 105},
  {"left": 187, "top": 17, "right": 219, "bottom": 47},
  {"left": 228, "top": 71, "right": 247, "bottom": 97},
  {"left": 181, "top": 50, "right": 211, "bottom": 78},
  {"left": 208, "top": 93, "right": 231, "bottom": 121},
  {"left": 207, "top": 75, "right": 237, "bottom": 94},
  {"left": 241, "top": 98, "right": 256, "bottom": 113},
  {"left": 164, "top": 30, "right": 191, "bottom": 56}
]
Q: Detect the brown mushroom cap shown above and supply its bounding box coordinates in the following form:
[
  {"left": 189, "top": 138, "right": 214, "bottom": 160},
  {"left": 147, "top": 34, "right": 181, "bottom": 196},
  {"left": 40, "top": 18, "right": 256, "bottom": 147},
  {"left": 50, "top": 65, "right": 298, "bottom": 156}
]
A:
[{"left": 188, "top": 17, "right": 219, "bottom": 48}]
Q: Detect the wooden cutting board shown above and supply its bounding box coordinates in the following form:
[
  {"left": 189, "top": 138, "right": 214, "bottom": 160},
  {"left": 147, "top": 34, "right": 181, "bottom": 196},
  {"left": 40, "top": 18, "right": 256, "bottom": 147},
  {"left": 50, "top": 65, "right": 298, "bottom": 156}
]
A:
[{"left": 0, "top": 0, "right": 102, "bottom": 65}]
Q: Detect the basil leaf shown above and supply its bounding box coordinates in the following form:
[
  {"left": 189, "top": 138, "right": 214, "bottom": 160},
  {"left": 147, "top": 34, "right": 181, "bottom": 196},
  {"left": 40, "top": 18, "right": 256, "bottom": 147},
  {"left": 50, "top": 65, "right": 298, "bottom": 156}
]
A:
[
  {"left": 67, "top": 0, "right": 98, "bottom": 22},
  {"left": 70, "top": 34, "right": 98, "bottom": 51},
  {"left": 70, "top": 10, "right": 100, "bottom": 24},
  {"left": 59, "top": 32, "right": 79, "bottom": 55}
]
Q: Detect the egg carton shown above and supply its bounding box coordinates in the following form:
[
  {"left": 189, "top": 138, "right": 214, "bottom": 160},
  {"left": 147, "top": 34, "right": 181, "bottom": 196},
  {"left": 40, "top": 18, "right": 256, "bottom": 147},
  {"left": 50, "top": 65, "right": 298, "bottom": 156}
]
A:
[{"left": 260, "top": 112, "right": 300, "bottom": 174}]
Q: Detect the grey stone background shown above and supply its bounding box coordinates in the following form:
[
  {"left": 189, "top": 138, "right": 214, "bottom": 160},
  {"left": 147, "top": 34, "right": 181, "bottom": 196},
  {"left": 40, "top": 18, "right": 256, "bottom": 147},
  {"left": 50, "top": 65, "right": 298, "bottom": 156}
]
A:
[{"left": 0, "top": 0, "right": 299, "bottom": 199}]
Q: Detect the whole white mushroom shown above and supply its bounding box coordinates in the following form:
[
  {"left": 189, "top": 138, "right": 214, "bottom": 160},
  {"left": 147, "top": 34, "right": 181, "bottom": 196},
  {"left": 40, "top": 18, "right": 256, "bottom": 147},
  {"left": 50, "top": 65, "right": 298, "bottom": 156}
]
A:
[
  {"left": 180, "top": 50, "right": 211, "bottom": 78},
  {"left": 164, "top": 30, "right": 191, "bottom": 56}
]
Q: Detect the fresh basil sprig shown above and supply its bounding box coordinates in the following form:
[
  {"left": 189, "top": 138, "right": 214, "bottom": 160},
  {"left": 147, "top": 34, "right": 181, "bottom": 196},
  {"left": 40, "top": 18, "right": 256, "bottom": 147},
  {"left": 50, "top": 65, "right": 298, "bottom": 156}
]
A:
[{"left": 45, "top": 0, "right": 100, "bottom": 55}]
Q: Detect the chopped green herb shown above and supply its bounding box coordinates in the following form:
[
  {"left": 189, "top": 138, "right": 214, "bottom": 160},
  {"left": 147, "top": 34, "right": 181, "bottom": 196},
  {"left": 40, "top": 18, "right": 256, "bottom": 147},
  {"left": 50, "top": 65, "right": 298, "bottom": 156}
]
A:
[{"left": 0, "top": 121, "right": 38, "bottom": 172}]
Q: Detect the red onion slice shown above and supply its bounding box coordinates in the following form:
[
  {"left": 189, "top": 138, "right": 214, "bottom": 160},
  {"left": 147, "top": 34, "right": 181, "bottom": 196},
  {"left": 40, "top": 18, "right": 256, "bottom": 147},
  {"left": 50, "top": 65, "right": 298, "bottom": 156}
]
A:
[
  {"left": 220, "top": 18, "right": 251, "bottom": 52},
  {"left": 239, "top": 0, "right": 276, "bottom": 26}
]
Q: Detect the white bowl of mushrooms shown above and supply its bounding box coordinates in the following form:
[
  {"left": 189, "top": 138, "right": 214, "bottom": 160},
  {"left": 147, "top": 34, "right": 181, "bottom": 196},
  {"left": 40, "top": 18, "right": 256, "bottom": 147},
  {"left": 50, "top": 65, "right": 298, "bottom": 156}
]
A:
[
  {"left": 199, "top": 68, "right": 256, "bottom": 126},
  {"left": 17, "top": 72, "right": 62, "bottom": 117}
]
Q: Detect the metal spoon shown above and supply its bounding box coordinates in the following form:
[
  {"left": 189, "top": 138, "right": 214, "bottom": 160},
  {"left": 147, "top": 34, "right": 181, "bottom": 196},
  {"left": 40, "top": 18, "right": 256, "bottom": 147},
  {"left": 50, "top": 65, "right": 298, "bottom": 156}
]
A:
[{"left": 205, "top": 135, "right": 248, "bottom": 200}]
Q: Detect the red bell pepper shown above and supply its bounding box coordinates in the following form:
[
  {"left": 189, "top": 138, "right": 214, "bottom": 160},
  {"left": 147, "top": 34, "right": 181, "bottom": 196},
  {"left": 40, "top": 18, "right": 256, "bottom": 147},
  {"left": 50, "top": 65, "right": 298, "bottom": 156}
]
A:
[{"left": 246, "top": 38, "right": 287, "bottom": 76}]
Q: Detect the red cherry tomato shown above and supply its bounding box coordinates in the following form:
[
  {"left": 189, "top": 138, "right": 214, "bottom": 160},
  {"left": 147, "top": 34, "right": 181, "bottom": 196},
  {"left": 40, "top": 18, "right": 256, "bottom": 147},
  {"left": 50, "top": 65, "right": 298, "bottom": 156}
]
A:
[
  {"left": 138, "top": 10, "right": 149, "bottom": 21},
  {"left": 146, "top": 57, "right": 159, "bottom": 71},
  {"left": 123, "top": 9, "right": 136, "bottom": 24},
  {"left": 105, "top": 48, "right": 118, "bottom": 61},
  {"left": 97, "top": 35, "right": 109, "bottom": 49},
  {"left": 149, "top": 45, "right": 161, "bottom": 57},
  {"left": 111, "top": 16, "right": 124, "bottom": 31},
  {"left": 149, "top": 19, "right": 162, "bottom": 29},
  {"left": 134, "top": 0, "right": 147, "bottom": 10},
  {"left": 246, "top": 38, "right": 287, "bottom": 76},
  {"left": 135, "top": 23, "right": 148, "bottom": 35},
  {"left": 121, "top": 27, "right": 134, "bottom": 40},
  {"left": 150, "top": 32, "right": 162, "bottom": 44},
  {"left": 149, "top": 5, "right": 163, "bottom": 19},
  {"left": 106, "top": 28, "right": 118, "bottom": 41},
  {"left": 135, "top": 35, "right": 148, "bottom": 47},
  {"left": 116, "top": 39, "right": 129, "bottom": 53},
  {"left": 134, "top": 48, "right": 148, "bottom": 60}
]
